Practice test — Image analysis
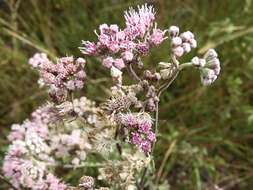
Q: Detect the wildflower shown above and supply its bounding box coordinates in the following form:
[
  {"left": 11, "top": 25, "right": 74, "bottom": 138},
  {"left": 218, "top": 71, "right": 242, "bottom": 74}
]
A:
[
  {"left": 102, "top": 57, "right": 114, "bottom": 68},
  {"left": 29, "top": 54, "right": 87, "bottom": 103},
  {"left": 116, "top": 113, "right": 155, "bottom": 154},
  {"left": 122, "top": 50, "right": 134, "bottom": 61},
  {"left": 124, "top": 4, "right": 155, "bottom": 38},
  {"left": 149, "top": 28, "right": 167, "bottom": 46},
  {"left": 80, "top": 41, "right": 97, "bottom": 55}
]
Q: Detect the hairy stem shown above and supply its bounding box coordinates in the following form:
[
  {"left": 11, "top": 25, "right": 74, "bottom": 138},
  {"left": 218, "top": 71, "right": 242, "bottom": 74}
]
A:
[
  {"left": 140, "top": 55, "right": 180, "bottom": 188},
  {"left": 126, "top": 63, "right": 141, "bottom": 82}
]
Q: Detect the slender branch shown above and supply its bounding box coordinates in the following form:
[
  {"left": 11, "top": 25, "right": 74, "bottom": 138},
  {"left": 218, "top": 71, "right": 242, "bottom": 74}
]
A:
[
  {"left": 126, "top": 63, "right": 141, "bottom": 82},
  {"left": 158, "top": 69, "right": 179, "bottom": 98},
  {"left": 140, "top": 54, "right": 181, "bottom": 188},
  {"left": 178, "top": 62, "right": 193, "bottom": 70}
]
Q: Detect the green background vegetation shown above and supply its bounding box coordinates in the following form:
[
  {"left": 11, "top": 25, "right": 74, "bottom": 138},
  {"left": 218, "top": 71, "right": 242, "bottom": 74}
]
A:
[{"left": 0, "top": 0, "right": 253, "bottom": 189}]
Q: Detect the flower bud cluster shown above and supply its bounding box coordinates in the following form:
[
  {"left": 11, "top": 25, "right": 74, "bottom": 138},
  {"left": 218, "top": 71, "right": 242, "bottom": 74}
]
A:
[
  {"left": 169, "top": 26, "right": 197, "bottom": 57},
  {"left": 116, "top": 113, "right": 156, "bottom": 154},
  {"left": 29, "top": 53, "right": 86, "bottom": 103},
  {"left": 191, "top": 49, "right": 221, "bottom": 86}
]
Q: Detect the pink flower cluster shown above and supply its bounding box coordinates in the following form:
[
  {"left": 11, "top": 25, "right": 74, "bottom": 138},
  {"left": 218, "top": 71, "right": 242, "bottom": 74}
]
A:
[
  {"left": 29, "top": 53, "right": 86, "bottom": 102},
  {"left": 169, "top": 26, "right": 197, "bottom": 57},
  {"left": 191, "top": 49, "right": 221, "bottom": 86},
  {"left": 3, "top": 105, "right": 66, "bottom": 189},
  {"left": 80, "top": 4, "right": 167, "bottom": 70},
  {"left": 117, "top": 113, "right": 156, "bottom": 154}
]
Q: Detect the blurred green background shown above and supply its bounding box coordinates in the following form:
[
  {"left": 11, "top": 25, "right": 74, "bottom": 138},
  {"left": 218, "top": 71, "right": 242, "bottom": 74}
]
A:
[{"left": 1, "top": 0, "right": 253, "bottom": 189}]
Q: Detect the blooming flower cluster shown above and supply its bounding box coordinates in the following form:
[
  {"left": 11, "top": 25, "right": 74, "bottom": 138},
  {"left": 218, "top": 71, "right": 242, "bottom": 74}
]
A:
[
  {"left": 169, "top": 26, "right": 197, "bottom": 57},
  {"left": 191, "top": 49, "right": 221, "bottom": 85},
  {"left": 29, "top": 53, "right": 86, "bottom": 102},
  {"left": 80, "top": 4, "right": 167, "bottom": 74},
  {"left": 3, "top": 3, "right": 222, "bottom": 190},
  {"left": 116, "top": 113, "right": 156, "bottom": 154},
  {"left": 3, "top": 105, "right": 66, "bottom": 189}
]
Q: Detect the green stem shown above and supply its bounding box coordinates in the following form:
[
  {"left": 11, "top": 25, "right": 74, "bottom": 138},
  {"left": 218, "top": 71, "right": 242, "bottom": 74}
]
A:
[{"left": 178, "top": 62, "right": 193, "bottom": 70}]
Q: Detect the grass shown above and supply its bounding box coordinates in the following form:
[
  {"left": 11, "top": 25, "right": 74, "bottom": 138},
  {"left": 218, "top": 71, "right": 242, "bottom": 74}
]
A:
[{"left": 1, "top": 0, "right": 253, "bottom": 189}]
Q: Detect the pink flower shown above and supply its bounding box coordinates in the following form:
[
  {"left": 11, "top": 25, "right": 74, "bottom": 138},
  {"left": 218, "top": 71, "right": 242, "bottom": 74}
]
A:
[
  {"left": 122, "top": 51, "right": 134, "bottom": 61},
  {"left": 113, "top": 58, "right": 125, "bottom": 70},
  {"left": 66, "top": 80, "right": 75, "bottom": 90},
  {"left": 138, "top": 120, "right": 151, "bottom": 134},
  {"left": 28, "top": 53, "right": 50, "bottom": 69},
  {"left": 131, "top": 132, "right": 142, "bottom": 145},
  {"left": 149, "top": 29, "right": 167, "bottom": 46},
  {"left": 8, "top": 124, "right": 25, "bottom": 141},
  {"left": 140, "top": 140, "right": 151, "bottom": 154},
  {"left": 136, "top": 42, "right": 150, "bottom": 55},
  {"left": 124, "top": 4, "right": 155, "bottom": 38},
  {"left": 147, "top": 131, "right": 156, "bottom": 142},
  {"left": 80, "top": 41, "right": 97, "bottom": 55},
  {"left": 102, "top": 57, "right": 114, "bottom": 68}
]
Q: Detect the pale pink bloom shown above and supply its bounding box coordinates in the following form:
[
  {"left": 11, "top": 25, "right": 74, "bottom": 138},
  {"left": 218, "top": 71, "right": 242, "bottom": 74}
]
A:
[
  {"left": 8, "top": 124, "right": 25, "bottom": 141},
  {"left": 102, "top": 57, "right": 114, "bottom": 68},
  {"left": 66, "top": 80, "right": 75, "bottom": 90},
  {"left": 149, "top": 29, "right": 167, "bottom": 46},
  {"left": 122, "top": 50, "right": 134, "bottom": 61},
  {"left": 75, "top": 80, "right": 84, "bottom": 89},
  {"left": 110, "top": 24, "right": 119, "bottom": 33},
  {"left": 76, "top": 57, "right": 86, "bottom": 66},
  {"left": 113, "top": 58, "right": 125, "bottom": 70},
  {"left": 28, "top": 53, "right": 50, "bottom": 68},
  {"left": 124, "top": 4, "right": 155, "bottom": 37},
  {"left": 75, "top": 70, "right": 86, "bottom": 79},
  {"left": 80, "top": 41, "right": 97, "bottom": 55}
]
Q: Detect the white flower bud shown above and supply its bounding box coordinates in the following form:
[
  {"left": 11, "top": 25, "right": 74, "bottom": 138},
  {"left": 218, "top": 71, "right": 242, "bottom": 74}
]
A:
[
  {"left": 171, "top": 37, "right": 182, "bottom": 46},
  {"left": 182, "top": 43, "right": 191, "bottom": 53},
  {"left": 172, "top": 46, "right": 184, "bottom": 57},
  {"left": 169, "top": 25, "right": 179, "bottom": 37},
  {"left": 189, "top": 39, "right": 197, "bottom": 48},
  {"left": 180, "top": 31, "right": 193, "bottom": 41}
]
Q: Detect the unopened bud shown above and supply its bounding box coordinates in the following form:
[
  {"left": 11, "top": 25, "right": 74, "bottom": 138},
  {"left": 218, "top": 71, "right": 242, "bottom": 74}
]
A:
[{"left": 169, "top": 26, "right": 179, "bottom": 37}]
